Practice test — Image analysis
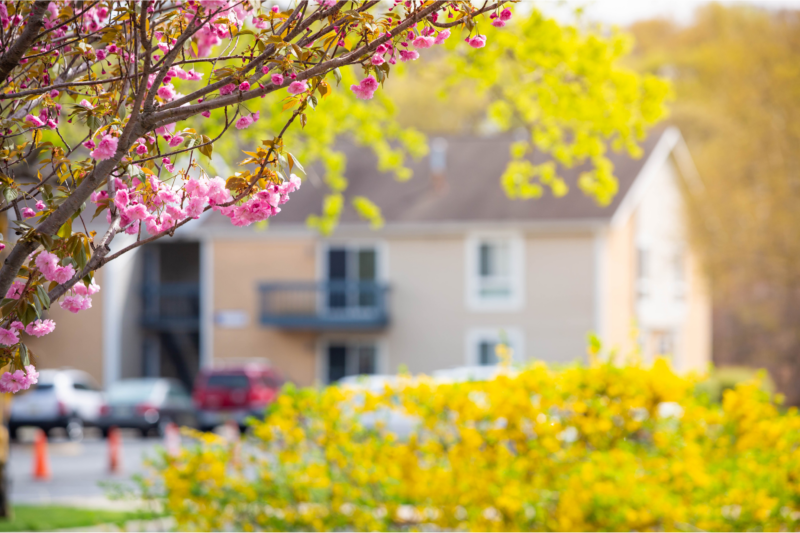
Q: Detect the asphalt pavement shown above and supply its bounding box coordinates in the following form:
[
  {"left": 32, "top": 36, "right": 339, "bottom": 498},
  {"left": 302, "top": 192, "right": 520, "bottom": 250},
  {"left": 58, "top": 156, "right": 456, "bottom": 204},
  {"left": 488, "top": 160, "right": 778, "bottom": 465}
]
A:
[{"left": 8, "top": 429, "right": 164, "bottom": 508}]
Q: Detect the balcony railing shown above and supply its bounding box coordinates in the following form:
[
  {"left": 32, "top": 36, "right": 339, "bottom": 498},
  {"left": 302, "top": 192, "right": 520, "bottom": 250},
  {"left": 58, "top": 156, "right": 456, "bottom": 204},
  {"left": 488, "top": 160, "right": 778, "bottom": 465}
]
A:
[
  {"left": 141, "top": 282, "right": 200, "bottom": 330},
  {"left": 259, "top": 281, "right": 390, "bottom": 330}
]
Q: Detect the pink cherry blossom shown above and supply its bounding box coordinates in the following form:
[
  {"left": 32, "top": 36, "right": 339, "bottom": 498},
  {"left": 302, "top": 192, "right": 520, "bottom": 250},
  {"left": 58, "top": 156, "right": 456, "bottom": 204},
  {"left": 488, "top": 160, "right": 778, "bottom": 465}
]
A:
[
  {"left": 0, "top": 370, "right": 27, "bottom": 393},
  {"left": 399, "top": 50, "right": 419, "bottom": 62},
  {"left": 219, "top": 83, "right": 236, "bottom": 95},
  {"left": 114, "top": 189, "right": 130, "bottom": 209},
  {"left": 350, "top": 75, "right": 379, "bottom": 100},
  {"left": 25, "top": 319, "right": 56, "bottom": 338},
  {"left": 0, "top": 328, "right": 19, "bottom": 346},
  {"left": 90, "top": 134, "right": 118, "bottom": 161},
  {"left": 271, "top": 73, "right": 284, "bottom": 85},
  {"left": 468, "top": 35, "right": 487, "bottom": 48},
  {"left": 124, "top": 203, "right": 149, "bottom": 221},
  {"left": 412, "top": 35, "right": 434, "bottom": 49},
  {"left": 169, "top": 136, "right": 185, "bottom": 147},
  {"left": 79, "top": 99, "right": 94, "bottom": 108},
  {"left": 287, "top": 81, "right": 308, "bottom": 94},
  {"left": 136, "top": 144, "right": 148, "bottom": 155},
  {"left": 10, "top": 321, "right": 24, "bottom": 331},
  {"left": 25, "top": 365, "right": 39, "bottom": 386},
  {"left": 21, "top": 207, "right": 36, "bottom": 218},
  {"left": 239, "top": 81, "right": 250, "bottom": 91},
  {"left": 25, "top": 114, "right": 45, "bottom": 127},
  {"left": 499, "top": 8, "right": 512, "bottom": 21},
  {"left": 491, "top": 19, "right": 506, "bottom": 28},
  {"left": 83, "top": 139, "right": 96, "bottom": 150},
  {"left": 157, "top": 84, "right": 176, "bottom": 101},
  {"left": 235, "top": 115, "right": 254, "bottom": 129},
  {"left": 5, "top": 280, "right": 24, "bottom": 300},
  {"left": 35, "top": 201, "right": 46, "bottom": 210}
]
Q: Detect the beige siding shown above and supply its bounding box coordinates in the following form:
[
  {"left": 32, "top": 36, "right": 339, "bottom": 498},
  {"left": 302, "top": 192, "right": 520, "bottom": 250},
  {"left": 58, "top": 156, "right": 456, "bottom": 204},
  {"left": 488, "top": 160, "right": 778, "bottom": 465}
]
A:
[
  {"left": 603, "top": 213, "right": 638, "bottom": 361},
  {"left": 383, "top": 232, "right": 596, "bottom": 375},
  {"left": 679, "top": 245, "right": 712, "bottom": 372},
  {"left": 25, "top": 270, "right": 105, "bottom": 386},
  {"left": 211, "top": 238, "right": 318, "bottom": 386}
]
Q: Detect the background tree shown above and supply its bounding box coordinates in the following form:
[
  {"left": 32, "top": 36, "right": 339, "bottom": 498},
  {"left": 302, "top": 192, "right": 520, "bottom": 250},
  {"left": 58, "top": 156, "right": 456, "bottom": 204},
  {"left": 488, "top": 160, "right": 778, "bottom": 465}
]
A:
[{"left": 629, "top": 5, "right": 800, "bottom": 403}]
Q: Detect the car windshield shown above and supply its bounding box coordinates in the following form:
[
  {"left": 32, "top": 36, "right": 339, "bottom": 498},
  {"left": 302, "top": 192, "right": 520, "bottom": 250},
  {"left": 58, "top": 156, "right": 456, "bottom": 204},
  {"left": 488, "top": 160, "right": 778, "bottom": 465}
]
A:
[
  {"left": 107, "top": 380, "right": 158, "bottom": 404},
  {"left": 205, "top": 374, "right": 250, "bottom": 389},
  {"left": 31, "top": 383, "right": 54, "bottom": 392}
]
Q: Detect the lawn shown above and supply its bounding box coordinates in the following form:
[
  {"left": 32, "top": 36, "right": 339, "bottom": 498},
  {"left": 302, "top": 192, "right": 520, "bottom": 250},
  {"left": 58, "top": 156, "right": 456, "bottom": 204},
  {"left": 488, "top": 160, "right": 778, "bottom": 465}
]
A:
[{"left": 0, "top": 505, "right": 148, "bottom": 531}]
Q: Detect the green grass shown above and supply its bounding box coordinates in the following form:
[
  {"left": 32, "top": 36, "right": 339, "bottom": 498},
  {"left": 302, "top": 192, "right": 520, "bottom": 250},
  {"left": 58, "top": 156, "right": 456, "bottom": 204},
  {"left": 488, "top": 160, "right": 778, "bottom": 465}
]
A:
[{"left": 0, "top": 505, "right": 152, "bottom": 531}]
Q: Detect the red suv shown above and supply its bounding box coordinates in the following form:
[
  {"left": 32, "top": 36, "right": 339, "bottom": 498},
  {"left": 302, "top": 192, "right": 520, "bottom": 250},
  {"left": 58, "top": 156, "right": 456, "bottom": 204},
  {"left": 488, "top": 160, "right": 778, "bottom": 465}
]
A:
[{"left": 193, "top": 363, "right": 284, "bottom": 431}]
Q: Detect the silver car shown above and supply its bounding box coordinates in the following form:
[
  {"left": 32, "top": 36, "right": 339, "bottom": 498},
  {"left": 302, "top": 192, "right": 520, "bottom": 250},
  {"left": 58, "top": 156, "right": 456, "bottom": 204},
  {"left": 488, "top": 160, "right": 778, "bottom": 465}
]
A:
[{"left": 9, "top": 369, "right": 104, "bottom": 440}]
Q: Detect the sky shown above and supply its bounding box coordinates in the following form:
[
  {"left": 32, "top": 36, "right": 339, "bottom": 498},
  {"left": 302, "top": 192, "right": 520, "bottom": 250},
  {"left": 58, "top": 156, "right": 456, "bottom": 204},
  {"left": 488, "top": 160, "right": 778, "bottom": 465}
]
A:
[{"left": 536, "top": 0, "right": 800, "bottom": 25}]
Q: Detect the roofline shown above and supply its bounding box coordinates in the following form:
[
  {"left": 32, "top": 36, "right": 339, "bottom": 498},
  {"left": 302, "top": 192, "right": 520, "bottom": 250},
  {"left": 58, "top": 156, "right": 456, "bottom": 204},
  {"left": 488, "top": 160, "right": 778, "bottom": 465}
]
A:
[
  {"left": 610, "top": 126, "right": 681, "bottom": 228},
  {"left": 188, "top": 126, "right": 680, "bottom": 239},
  {"left": 193, "top": 217, "right": 610, "bottom": 240}
]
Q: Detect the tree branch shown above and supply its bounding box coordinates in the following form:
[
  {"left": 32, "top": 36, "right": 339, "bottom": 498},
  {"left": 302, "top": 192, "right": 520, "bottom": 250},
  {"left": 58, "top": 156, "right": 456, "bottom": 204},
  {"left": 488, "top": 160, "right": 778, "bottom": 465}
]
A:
[{"left": 0, "top": 1, "right": 50, "bottom": 85}]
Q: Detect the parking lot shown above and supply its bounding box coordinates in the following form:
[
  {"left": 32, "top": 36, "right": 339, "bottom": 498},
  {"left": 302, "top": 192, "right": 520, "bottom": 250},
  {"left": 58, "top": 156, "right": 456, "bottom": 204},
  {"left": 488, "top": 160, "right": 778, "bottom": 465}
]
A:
[{"left": 8, "top": 430, "right": 163, "bottom": 508}]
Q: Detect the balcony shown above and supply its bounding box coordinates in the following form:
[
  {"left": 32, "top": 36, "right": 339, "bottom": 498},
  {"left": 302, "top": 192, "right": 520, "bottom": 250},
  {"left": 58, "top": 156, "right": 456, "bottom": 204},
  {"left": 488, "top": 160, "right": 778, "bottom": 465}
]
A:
[
  {"left": 141, "top": 282, "right": 200, "bottom": 331},
  {"left": 259, "top": 281, "right": 390, "bottom": 330}
]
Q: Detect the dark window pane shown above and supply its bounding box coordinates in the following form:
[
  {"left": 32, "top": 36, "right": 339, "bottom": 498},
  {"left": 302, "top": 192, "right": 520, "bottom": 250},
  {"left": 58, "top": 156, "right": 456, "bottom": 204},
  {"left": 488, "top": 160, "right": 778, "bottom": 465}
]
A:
[
  {"left": 206, "top": 374, "right": 250, "bottom": 389},
  {"left": 73, "top": 382, "right": 90, "bottom": 391},
  {"left": 357, "top": 345, "right": 376, "bottom": 375},
  {"left": 328, "top": 249, "right": 348, "bottom": 309},
  {"left": 328, "top": 249, "right": 347, "bottom": 280},
  {"left": 479, "top": 341, "right": 497, "bottom": 366},
  {"left": 479, "top": 243, "right": 492, "bottom": 277},
  {"left": 358, "top": 250, "right": 376, "bottom": 281},
  {"left": 328, "top": 345, "right": 348, "bottom": 383}
]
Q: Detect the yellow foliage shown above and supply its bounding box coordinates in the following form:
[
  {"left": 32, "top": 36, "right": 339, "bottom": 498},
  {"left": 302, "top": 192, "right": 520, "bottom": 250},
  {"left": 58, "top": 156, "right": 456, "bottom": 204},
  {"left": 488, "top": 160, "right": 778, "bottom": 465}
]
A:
[{"left": 145, "top": 359, "right": 800, "bottom": 531}]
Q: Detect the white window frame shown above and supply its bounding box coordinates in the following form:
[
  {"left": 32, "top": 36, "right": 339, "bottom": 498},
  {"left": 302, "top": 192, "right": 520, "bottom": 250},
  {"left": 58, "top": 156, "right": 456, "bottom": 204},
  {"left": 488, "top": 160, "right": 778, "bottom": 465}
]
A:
[
  {"left": 465, "top": 232, "right": 525, "bottom": 312},
  {"left": 465, "top": 327, "right": 524, "bottom": 366}
]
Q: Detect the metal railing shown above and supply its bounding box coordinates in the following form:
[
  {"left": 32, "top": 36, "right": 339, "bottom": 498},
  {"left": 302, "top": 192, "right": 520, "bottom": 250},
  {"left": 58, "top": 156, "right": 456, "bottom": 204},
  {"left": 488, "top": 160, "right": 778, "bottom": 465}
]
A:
[
  {"left": 259, "top": 281, "right": 389, "bottom": 330},
  {"left": 141, "top": 282, "right": 200, "bottom": 330}
]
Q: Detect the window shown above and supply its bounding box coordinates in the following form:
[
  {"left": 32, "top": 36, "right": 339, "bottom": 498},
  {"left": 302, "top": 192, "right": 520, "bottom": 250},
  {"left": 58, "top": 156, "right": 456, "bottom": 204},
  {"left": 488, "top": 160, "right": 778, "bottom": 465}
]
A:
[
  {"left": 479, "top": 241, "right": 511, "bottom": 298},
  {"left": 636, "top": 246, "right": 650, "bottom": 298},
  {"left": 326, "top": 342, "right": 379, "bottom": 383},
  {"left": 466, "top": 234, "right": 523, "bottom": 311},
  {"left": 467, "top": 328, "right": 523, "bottom": 366},
  {"left": 326, "top": 246, "right": 379, "bottom": 311}
]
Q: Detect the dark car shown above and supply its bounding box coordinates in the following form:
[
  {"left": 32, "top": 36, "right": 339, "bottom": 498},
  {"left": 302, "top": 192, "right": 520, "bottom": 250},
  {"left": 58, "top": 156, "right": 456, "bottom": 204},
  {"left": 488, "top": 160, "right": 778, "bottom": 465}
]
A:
[
  {"left": 193, "top": 364, "right": 284, "bottom": 431},
  {"left": 98, "top": 378, "right": 197, "bottom": 437}
]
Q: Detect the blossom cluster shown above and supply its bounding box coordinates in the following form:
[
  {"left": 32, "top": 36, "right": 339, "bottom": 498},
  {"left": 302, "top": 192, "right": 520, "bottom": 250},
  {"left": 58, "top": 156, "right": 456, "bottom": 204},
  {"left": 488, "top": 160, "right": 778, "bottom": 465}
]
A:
[
  {"left": 0, "top": 0, "right": 517, "bottom": 387},
  {"left": 0, "top": 365, "right": 39, "bottom": 394}
]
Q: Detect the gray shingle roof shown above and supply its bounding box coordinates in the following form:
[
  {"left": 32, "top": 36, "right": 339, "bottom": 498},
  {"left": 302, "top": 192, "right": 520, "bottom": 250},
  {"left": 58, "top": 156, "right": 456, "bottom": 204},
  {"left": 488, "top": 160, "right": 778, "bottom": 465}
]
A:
[{"left": 206, "top": 127, "right": 668, "bottom": 230}]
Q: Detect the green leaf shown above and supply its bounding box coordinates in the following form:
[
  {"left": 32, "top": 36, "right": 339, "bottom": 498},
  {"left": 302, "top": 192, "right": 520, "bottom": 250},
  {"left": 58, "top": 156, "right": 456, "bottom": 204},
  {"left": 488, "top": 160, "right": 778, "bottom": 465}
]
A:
[
  {"left": 56, "top": 218, "right": 72, "bottom": 239},
  {"left": 36, "top": 285, "right": 50, "bottom": 310},
  {"left": 19, "top": 343, "right": 29, "bottom": 367},
  {"left": 287, "top": 152, "right": 305, "bottom": 175},
  {"left": 199, "top": 135, "right": 213, "bottom": 158},
  {"left": 2, "top": 188, "right": 17, "bottom": 204}
]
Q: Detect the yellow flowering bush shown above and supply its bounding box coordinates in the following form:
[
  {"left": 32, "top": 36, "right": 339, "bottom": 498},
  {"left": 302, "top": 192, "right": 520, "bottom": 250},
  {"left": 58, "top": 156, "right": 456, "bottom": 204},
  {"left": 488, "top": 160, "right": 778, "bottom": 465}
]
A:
[{"left": 145, "top": 360, "right": 800, "bottom": 531}]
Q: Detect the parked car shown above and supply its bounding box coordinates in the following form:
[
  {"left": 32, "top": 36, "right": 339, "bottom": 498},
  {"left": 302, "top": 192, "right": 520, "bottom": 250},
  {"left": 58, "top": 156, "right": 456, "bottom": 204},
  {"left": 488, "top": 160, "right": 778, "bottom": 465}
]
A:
[
  {"left": 193, "top": 363, "right": 284, "bottom": 431},
  {"left": 98, "top": 378, "right": 197, "bottom": 437},
  {"left": 9, "top": 368, "right": 104, "bottom": 441}
]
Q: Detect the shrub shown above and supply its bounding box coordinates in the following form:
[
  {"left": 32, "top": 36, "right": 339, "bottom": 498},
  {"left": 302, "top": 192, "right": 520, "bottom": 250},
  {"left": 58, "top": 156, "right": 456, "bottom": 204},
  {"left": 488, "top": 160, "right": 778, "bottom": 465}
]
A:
[
  {"left": 696, "top": 365, "right": 776, "bottom": 404},
  {"left": 144, "top": 359, "right": 800, "bottom": 531}
]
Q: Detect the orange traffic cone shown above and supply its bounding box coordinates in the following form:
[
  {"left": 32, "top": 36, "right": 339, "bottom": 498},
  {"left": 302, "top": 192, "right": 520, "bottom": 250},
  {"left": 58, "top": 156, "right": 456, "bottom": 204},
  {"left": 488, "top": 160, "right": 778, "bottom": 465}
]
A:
[
  {"left": 32, "top": 429, "right": 51, "bottom": 481},
  {"left": 108, "top": 427, "right": 122, "bottom": 474},
  {"left": 164, "top": 422, "right": 180, "bottom": 457}
]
